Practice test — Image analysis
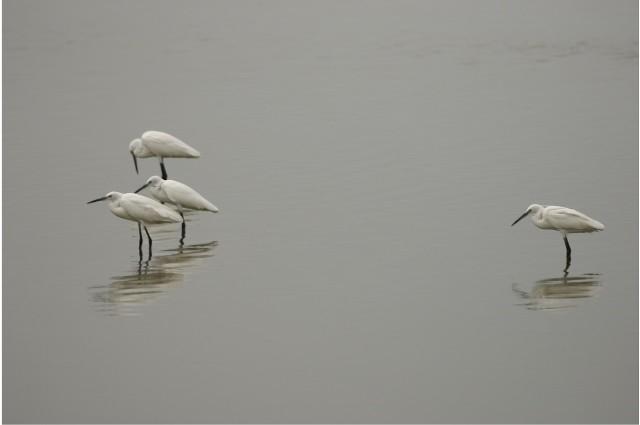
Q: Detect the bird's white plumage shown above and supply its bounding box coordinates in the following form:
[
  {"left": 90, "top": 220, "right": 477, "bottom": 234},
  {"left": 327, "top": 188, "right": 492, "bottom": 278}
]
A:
[
  {"left": 101, "top": 192, "right": 182, "bottom": 224},
  {"left": 120, "top": 193, "right": 183, "bottom": 223},
  {"left": 527, "top": 204, "right": 604, "bottom": 234},
  {"left": 128, "top": 131, "right": 201, "bottom": 177},
  {"left": 129, "top": 139, "right": 153, "bottom": 158},
  {"left": 106, "top": 194, "right": 135, "bottom": 221},
  {"left": 142, "top": 176, "right": 219, "bottom": 212},
  {"left": 139, "top": 131, "right": 200, "bottom": 158}
]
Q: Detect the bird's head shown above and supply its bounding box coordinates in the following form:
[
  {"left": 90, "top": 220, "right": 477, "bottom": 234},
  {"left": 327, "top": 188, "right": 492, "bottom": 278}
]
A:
[
  {"left": 512, "top": 204, "right": 543, "bottom": 226},
  {"left": 128, "top": 138, "right": 141, "bottom": 154},
  {"left": 129, "top": 139, "right": 142, "bottom": 174},
  {"left": 129, "top": 138, "right": 154, "bottom": 173},
  {"left": 87, "top": 191, "right": 122, "bottom": 204},
  {"left": 527, "top": 204, "right": 543, "bottom": 214},
  {"left": 134, "top": 176, "right": 163, "bottom": 193}
]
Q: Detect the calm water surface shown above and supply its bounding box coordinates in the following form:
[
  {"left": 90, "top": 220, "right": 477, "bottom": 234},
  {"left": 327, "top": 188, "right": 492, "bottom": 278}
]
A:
[{"left": 4, "top": 0, "right": 638, "bottom": 423}]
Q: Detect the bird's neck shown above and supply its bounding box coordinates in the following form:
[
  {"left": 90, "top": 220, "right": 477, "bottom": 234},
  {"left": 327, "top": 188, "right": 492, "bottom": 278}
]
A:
[{"left": 530, "top": 209, "right": 547, "bottom": 228}]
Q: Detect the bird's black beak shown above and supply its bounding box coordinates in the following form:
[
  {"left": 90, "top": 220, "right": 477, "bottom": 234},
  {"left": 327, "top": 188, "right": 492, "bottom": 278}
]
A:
[
  {"left": 87, "top": 196, "right": 108, "bottom": 204},
  {"left": 131, "top": 152, "right": 139, "bottom": 174},
  {"left": 134, "top": 182, "right": 150, "bottom": 193},
  {"left": 511, "top": 210, "right": 531, "bottom": 226}
]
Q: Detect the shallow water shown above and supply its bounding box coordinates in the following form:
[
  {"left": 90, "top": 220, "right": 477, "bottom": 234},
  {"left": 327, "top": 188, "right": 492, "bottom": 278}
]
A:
[{"left": 4, "top": 0, "right": 638, "bottom": 423}]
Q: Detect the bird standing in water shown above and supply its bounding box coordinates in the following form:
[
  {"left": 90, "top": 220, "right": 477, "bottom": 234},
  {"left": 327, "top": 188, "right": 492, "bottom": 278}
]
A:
[
  {"left": 511, "top": 204, "right": 604, "bottom": 273},
  {"left": 87, "top": 191, "right": 182, "bottom": 258},
  {"left": 129, "top": 131, "right": 200, "bottom": 179},
  {"left": 135, "top": 176, "right": 219, "bottom": 244}
]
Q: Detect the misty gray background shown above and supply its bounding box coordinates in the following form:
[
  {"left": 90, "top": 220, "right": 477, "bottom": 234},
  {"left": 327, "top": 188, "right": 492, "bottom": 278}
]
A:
[{"left": 3, "top": 0, "right": 638, "bottom": 423}]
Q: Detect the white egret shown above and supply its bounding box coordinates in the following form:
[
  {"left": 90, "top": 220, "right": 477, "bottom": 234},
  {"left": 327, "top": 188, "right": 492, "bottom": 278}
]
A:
[
  {"left": 134, "top": 176, "right": 219, "bottom": 243},
  {"left": 129, "top": 131, "right": 200, "bottom": 179},
  {"left": 511, "top": 204, "right": 604, "bottom": 272},
  {"left": 87, "top": 192, "right": 182, "bottom": 257}
]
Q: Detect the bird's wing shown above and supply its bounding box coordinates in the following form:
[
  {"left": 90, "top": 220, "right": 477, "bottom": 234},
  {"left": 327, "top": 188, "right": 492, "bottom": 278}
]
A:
[
  {"left": 545, "top": 206, "right": 602, "bottom": 232},
  {"left": 164, "top": 180, "right": 218, "bottom": 211},
  {"left": 161, "top": 180, "right": 187, "bottom": 205},
  {"left": 142, "top": 131, "right": 200, "bottom": 157},
  {"left": 121, "top": 193, "right": 181, "bottom": 223},
  {"left": 142, "top": 131, "right": 183, "bottom": 146}
]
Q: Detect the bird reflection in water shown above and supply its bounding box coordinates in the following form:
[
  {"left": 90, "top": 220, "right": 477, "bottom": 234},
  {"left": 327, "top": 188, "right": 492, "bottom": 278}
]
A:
[
  {"left": 91, "top": 240, "right": 218, "bottom": 315},
  {"left": 512, "top": 273, "right": 602, "bottom": 311}
]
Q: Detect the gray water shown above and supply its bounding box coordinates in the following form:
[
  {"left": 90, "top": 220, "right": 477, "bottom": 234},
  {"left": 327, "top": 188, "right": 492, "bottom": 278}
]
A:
[{"left": 4, "top": 0, "right": 638, "bottom": 423}]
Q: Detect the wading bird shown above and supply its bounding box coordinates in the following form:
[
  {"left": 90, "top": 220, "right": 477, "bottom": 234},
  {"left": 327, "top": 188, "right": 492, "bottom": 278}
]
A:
[
  {"left": 87, "top": 192, "right": 182, "bottom": 258},
  {"left": 511, "top": 204, "right": 604, "bottom": 273},
  {"left": 135, "top": 176, "right": 219, "bottom": 243},
  {"left": 129, "top": 131, "right": 200, "bottom": 179}
]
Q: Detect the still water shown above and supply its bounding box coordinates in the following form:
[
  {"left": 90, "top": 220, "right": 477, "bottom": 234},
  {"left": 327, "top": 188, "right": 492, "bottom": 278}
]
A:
[{"left": 4, "top": 0, "right": 637, "bottom": 423}]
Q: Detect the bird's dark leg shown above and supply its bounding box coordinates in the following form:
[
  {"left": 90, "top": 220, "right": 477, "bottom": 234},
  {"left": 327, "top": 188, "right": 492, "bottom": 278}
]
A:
[
  {"left": 138, "top": 222, "right": 143, "bottom": 260},
  {"left": 179, "top": 212, "right": 186, "bottom": 245},
  {"left": 144, "top": 225, "right": 153, "bottom": 259},
  {"left": 160, "top": 158, "right": 168, "bottom": 180},
  {"left": 563, "top": 235, "right": 572, "bottom": 273}
]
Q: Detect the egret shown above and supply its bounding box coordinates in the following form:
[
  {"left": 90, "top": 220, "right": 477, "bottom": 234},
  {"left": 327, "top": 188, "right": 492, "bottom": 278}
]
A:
[
  {"left": 134, "top": 176, "right": 219, "bottom": 243},
  {"left": 87, "top": 192, "right": 182, "bottom": 257},
  {"left": 511, "top": 204, "right": 604, "bottom": 272},
  {"left": 129, "top": 131, "right": 200, "bottom": 179}
]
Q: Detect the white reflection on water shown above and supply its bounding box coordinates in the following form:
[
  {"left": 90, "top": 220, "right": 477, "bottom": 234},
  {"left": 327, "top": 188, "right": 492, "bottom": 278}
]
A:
[
  {"left": 90, "top": 240, "right": 218, "bottom": 316},
  {"left": 512, "top": 273, "right": 602, "bottom": 311}
]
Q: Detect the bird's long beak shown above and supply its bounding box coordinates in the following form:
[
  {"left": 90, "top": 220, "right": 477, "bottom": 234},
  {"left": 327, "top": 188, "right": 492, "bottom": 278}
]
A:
[
  {"left": 134, "top": 182, "right": 150, "bottom": 193},
  {"left": 131, "top": 152, "right": 139, "bottom": 174},
  {"left": 511, "top": 210, "right": 531, "bottom": 226},
  {"left": 87, "top": 196, "right": 108, "bottom": 204}
]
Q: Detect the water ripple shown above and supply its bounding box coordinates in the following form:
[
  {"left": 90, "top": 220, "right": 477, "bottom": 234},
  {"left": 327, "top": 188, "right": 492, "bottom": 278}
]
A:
[
  {"left": 512, "top": 273, "right": 602, "bottom": 311},
  {"left": 90, "top": 241, "right": 218, "bottom": 316}
]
